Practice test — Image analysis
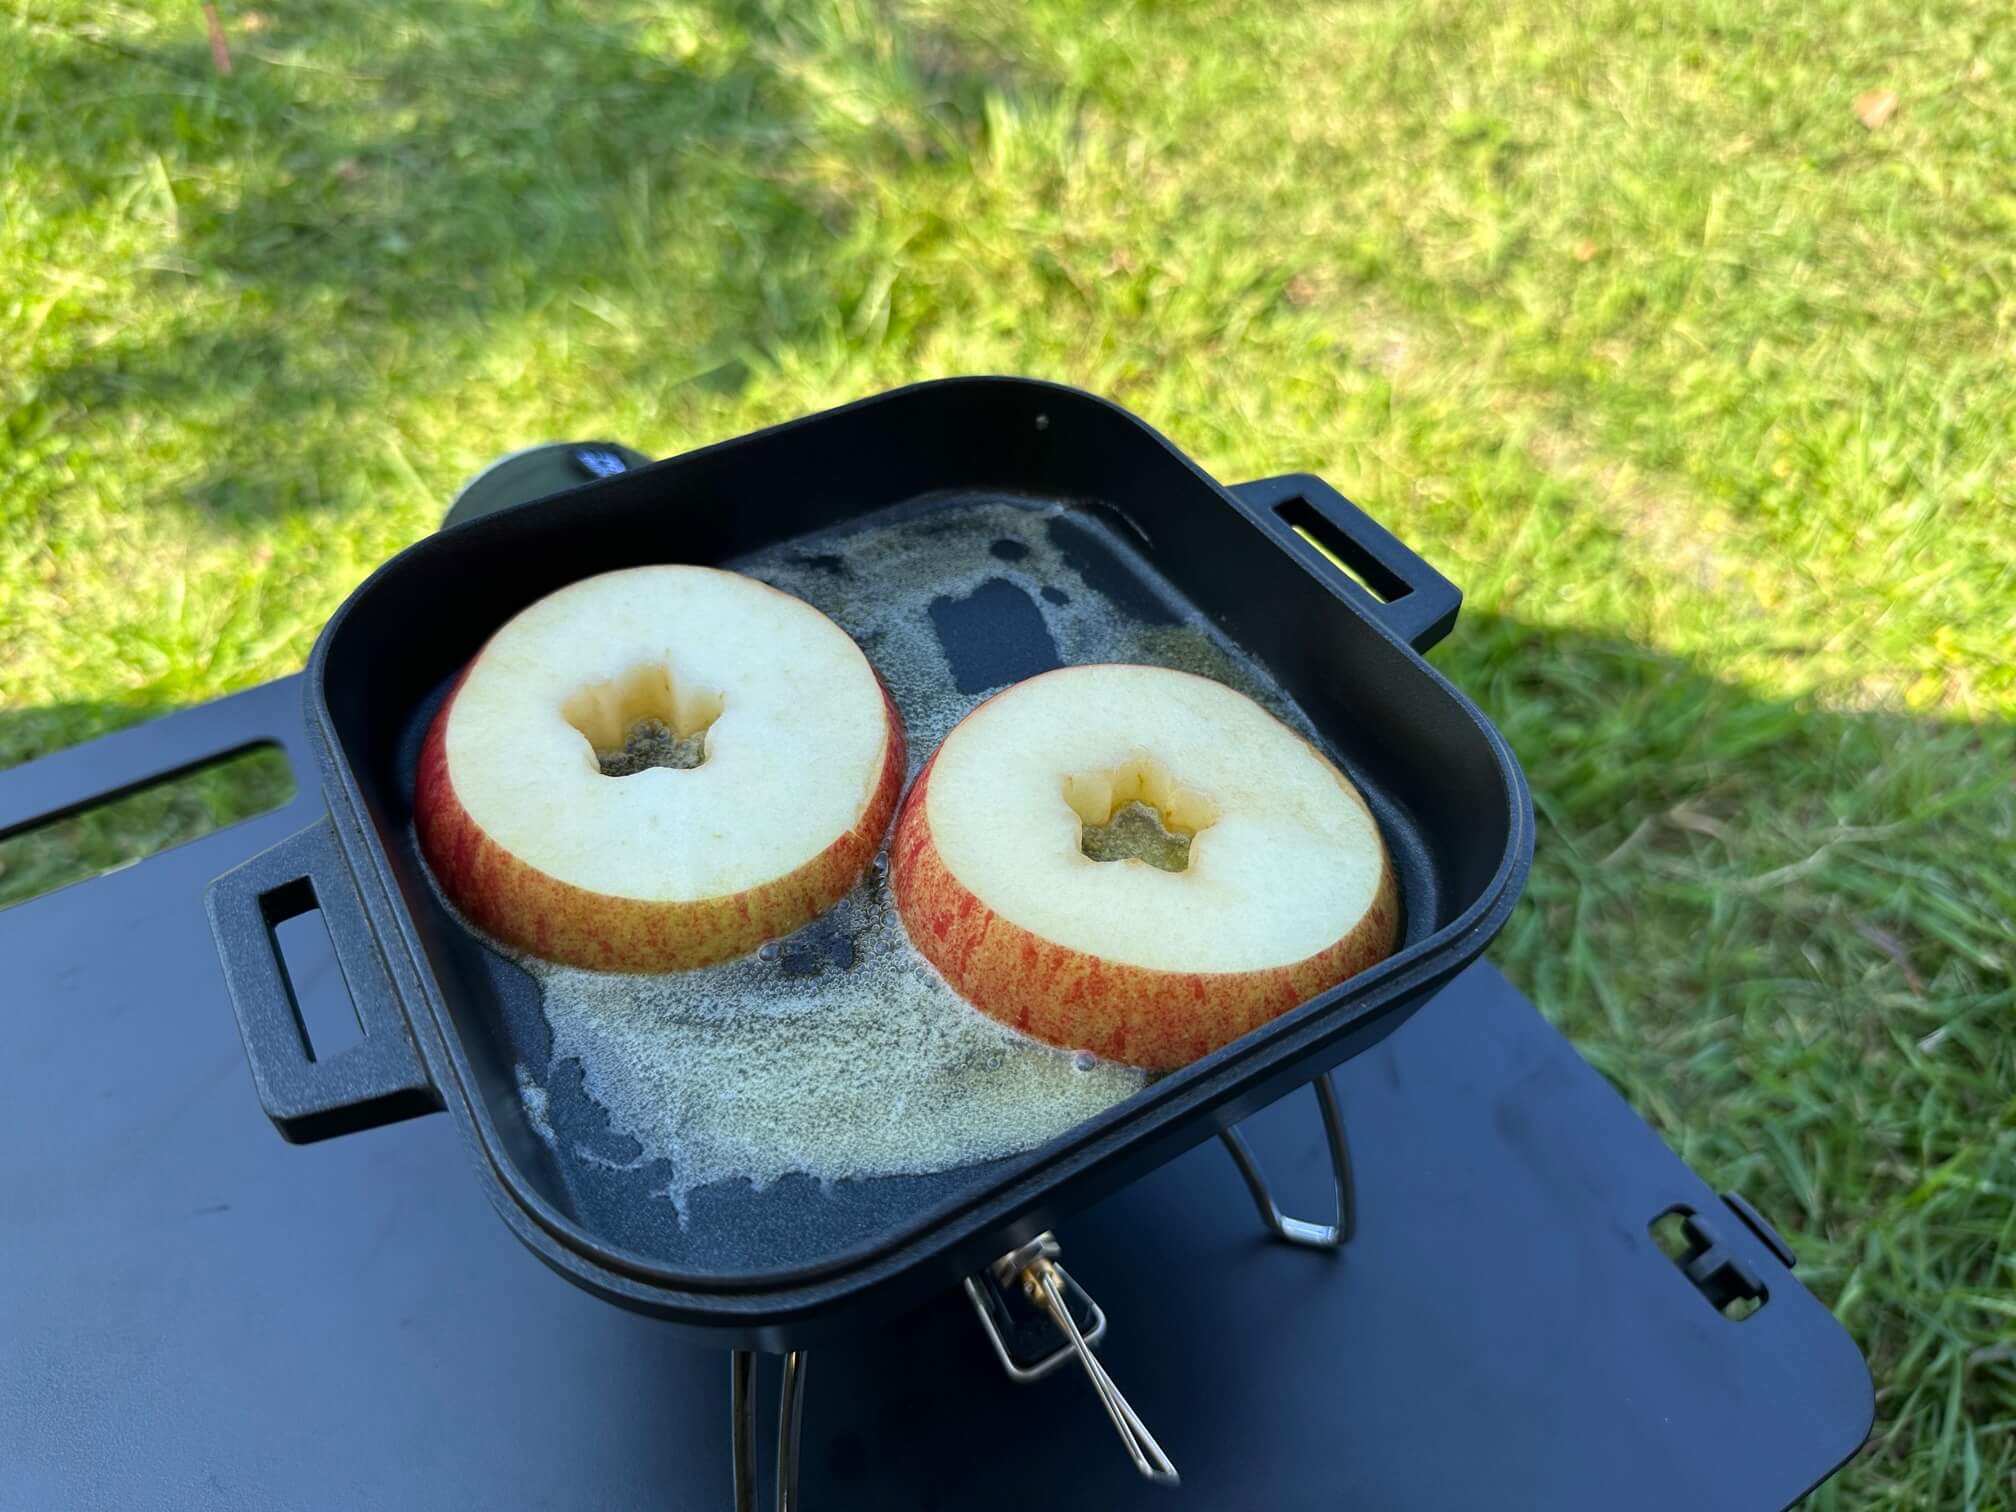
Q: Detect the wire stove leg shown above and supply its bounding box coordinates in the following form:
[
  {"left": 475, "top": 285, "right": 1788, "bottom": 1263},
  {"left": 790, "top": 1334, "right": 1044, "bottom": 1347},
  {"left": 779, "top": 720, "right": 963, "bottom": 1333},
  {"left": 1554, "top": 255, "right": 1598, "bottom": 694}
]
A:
[
  {"left": 1219, "top": 1069, "right": 1357, "bottom": 1248},
  {"left": 729, "top": 1350, "right": 807, "bottom": 1511}
]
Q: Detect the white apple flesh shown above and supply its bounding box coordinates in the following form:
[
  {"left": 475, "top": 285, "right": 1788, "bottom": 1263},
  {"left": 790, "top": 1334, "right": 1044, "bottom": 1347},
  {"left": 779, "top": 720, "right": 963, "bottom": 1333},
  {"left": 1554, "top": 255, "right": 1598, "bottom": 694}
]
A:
[
  {"left": 890, "top": 664, "right": 1396, "bottom": 1070},
  {"left": 416, "top": 565, "right": 904, "bottom": 972}
]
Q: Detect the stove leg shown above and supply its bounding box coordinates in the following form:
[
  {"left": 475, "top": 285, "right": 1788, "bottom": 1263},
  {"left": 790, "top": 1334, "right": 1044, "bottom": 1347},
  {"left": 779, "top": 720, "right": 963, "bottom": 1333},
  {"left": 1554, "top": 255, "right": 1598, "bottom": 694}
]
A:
[
  {"left": 731, "top": 1350, "right": 757, "bottom": 1512},
  {"left": 728, "top": 1348, "right": 809, "bottom": 1511},
  {"left": 777, "top": 1351, "right": 808, "bottom": 1512},
  {"left": 1219, "top": 1069, "right": 1356, "bottom": 1248}
]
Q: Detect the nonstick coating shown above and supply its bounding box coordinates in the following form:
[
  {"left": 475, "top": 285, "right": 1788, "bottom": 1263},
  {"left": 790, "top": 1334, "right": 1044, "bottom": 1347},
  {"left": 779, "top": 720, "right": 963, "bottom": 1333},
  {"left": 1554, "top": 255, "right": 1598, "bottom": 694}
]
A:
[{"left": 297, "top": 379, "right": 1530, "bottom": 1335}]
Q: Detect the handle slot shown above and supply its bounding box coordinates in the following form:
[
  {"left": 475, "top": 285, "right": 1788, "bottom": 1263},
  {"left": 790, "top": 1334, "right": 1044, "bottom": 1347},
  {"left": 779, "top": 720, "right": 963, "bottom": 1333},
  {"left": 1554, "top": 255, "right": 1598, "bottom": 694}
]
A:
[
  {"left": 265, "top": 879, "right": 367, "bottom": 1064},
  {"left": 1273, "top": 494, "right": 1414, "bottom": 606},
  {"left": 1651, "top": 1205, "right": 1769, "bottom": 1321},
  {"left": 0, "top": 740, "right": 296, "bottom": 911},
  {"left": 1231, "top": 473, "right": 1463, "bottom": 652}
]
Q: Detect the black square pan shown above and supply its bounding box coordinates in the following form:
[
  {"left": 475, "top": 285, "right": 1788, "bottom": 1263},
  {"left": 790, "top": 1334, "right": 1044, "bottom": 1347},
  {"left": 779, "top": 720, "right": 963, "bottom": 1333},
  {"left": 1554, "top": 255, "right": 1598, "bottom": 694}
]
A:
[{"left": 207, "top": 378, "right": 1531, "bottom": 1347}]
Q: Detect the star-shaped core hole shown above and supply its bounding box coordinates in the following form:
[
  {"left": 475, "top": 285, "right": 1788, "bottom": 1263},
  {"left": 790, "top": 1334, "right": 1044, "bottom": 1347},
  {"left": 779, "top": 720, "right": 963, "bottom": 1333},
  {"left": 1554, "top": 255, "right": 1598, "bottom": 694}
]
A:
[
  {"left": 563, "top": 663, "right": 725, "bottom": 777},
  {"left": 1064, "top": 755, "right": 1218, "bottom": 874}
]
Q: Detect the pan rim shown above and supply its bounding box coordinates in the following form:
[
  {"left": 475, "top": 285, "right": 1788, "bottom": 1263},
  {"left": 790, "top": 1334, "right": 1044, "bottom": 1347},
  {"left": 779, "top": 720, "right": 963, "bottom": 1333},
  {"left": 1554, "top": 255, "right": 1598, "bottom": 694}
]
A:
[{"left": 301, "top": 376, "right": 1534, "bottom": 1314}]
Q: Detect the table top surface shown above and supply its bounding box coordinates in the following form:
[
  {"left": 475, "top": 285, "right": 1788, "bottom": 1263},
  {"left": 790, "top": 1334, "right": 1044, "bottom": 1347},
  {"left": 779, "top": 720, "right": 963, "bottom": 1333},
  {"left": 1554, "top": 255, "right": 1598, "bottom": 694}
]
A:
[{"left": 0, "top": 679, "right": 1871, "bottom": 1511}]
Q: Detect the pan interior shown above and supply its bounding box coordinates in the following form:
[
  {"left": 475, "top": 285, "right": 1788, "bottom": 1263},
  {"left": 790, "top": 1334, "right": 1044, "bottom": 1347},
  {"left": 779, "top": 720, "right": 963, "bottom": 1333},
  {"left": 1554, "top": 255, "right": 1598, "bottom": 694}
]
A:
[{"left": 388, "top": 493, "right": 1452, "bottom": 1277}]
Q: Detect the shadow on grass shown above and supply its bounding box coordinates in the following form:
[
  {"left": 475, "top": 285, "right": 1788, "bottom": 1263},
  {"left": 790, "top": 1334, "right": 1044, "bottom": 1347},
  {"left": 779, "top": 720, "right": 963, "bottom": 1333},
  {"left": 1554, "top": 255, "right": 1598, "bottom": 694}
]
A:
[
  {"left": 1430, "top": 615, "right": 2014, "bottom": 1505},
  {"left": 20, "top": 1, "right": 1048, "bottom": 523}
]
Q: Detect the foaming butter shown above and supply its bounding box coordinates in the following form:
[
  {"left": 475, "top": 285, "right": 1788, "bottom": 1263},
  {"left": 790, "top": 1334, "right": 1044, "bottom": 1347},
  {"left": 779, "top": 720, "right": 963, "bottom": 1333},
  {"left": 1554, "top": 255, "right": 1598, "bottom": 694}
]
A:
[{"left": 510, "top": 870, "right": 1142, "bottom": 1218}]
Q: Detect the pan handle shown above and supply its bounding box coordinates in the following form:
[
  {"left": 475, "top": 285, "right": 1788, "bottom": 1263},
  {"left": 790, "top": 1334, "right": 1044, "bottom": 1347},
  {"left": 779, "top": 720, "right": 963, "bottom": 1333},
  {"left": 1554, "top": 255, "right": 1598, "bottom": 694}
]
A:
[
  {"left": 1230, "top": 473, "right": 1462, "bottom": 652},
  {"left": 206, "top": 815, "right": 440, "bottom": 1143}
]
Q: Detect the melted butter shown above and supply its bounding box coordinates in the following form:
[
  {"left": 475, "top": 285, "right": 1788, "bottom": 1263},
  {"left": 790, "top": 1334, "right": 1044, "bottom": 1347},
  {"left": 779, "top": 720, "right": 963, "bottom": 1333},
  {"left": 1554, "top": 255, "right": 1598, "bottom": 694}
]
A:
[
  {"left": 597, "top": 717, "right": 708, "bottom": 776},
  {"left": 1079, "top": 799, "right": 1193, "bottom": 872}
]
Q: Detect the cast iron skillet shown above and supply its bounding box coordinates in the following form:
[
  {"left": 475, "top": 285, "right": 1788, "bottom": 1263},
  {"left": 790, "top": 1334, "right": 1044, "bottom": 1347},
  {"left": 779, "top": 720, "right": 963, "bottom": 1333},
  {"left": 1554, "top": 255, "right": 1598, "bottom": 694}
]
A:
[{"left": 207, "top": 378, "right": 1533, "bottom": 1348}]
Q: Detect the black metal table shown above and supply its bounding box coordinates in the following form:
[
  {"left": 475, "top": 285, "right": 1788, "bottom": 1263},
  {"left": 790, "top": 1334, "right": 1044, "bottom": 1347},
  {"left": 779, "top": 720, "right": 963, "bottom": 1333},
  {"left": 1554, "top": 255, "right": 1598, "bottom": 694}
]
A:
[{"left": 0, "top": 679, "right": 1872, "bottom": 1510}]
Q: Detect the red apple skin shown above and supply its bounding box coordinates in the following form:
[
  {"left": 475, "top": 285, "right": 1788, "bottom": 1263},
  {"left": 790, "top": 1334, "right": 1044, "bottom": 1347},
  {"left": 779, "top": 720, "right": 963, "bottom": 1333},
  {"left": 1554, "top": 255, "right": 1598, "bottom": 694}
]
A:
[
  {"left": 889, "top": 750, "right": 1399, "bottom": 1071},
  {"left": 415, "top": 672, "right": 906, "bottom": 973}
]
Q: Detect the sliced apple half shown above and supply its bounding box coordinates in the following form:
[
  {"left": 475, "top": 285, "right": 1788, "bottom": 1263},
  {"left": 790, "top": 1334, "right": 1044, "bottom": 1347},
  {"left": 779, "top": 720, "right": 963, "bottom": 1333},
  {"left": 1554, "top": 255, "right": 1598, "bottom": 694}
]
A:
[
  {"left": 890, "top": 664, "right": 1396, "bottom": 1070},
  {"left": 416, "top": 565, "right": 904, "bottom": 972}
]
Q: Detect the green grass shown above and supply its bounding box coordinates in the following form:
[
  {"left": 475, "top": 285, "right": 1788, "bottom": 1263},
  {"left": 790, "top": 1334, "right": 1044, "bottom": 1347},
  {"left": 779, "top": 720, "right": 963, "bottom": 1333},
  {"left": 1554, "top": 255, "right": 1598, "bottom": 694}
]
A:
[{"left": 4, "top": 1, "right": 2012, "bottom": 1502}]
